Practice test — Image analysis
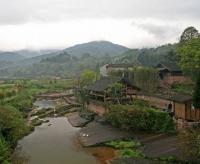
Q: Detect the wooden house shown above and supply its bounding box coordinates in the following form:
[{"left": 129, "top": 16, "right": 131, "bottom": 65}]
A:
[
  {"left": 135, "top": 92, "right": 200, "bottom": 121},
  {"left": 155, "top": 62, "right": 190, "bottom": 85},
  {"left": 87, "top": 77, "right": 140, "bottom": 102}
]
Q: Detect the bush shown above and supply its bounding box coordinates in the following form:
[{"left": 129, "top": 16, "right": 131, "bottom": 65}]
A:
[
  {"left": 120, "top": 149, "right": 144, "bottom": 158},
  {"left": 106, "top": 104, "right": 175, "bottom": 133},
  {"left": 179, "top": 126, "right": 200, "bottom": 162},
  {"left": 0, "top": 106, "right": 29, "bottom": 146},
  {"left": 0, "top": 135, "right": 10, "bottom": 163},
  {"left": 105, "top": 140, "right": 141, "bottom": 149}
]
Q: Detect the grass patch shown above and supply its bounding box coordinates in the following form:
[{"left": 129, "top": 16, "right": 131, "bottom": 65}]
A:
[
  {"left": 120, "top": 149, "right": 144, "bottom": 158},
  {"left": 105, "top": 140, "right": 141, "bottom": 149}
]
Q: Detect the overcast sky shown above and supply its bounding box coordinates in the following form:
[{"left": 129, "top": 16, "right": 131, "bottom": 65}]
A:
[{"left": 0, "top": 0, "right": 200, "bottom": 50}]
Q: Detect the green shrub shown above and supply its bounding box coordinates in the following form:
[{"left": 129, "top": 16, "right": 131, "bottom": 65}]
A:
[
  {"left": 106, "top": 104, "right": 175, "bottom": 133},
  {"left": 120, "top": 149, "right": 144, "bottom": 158},
  {"left": 105, "top": 140, "right": 141, "bottom": 149},
  {"left": 0, "top": 135, "right": 10, "bottom": 163}
]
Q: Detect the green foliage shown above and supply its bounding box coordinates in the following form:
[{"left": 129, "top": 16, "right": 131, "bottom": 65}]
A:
[
  {"left": 179, "top": 126, "right": 200, "bottom": 162},
  {"left": 0, "top": 106, "right": 29, "bottom": 146},
  {"left": 105, "top": 140, "right": 144, "bottom": 159},
  {"left": 171, "top": 83, "right": 194, "bottom": 95},
  {"left": 177, "top": 37, "right": 200, "bottom": 79},
  {"left": 131, "top": 67, "right": 159, "bottom": 93},
  {"left": 80, "top": 70, "right": 96, "bottom": 87},
  {"left": 0, "top": 135, "right": 10, "bottom": 164},
  {"left": 180, "top": 26, "right": 199, "bottom": 43},
  {"left": 105, "top": 140, "right": 141, "bottom": 149},
  {"left": 138, "top": 44, "right": 177, "bottom": 66},
  {"left": 106, "top": 103, "right": 175, "bottom": 133},
  {"left": 120, "top": 149, "right": 144, "bottom": 158},
  {"left": 107, "top": 83, "right": 124, "bottom": 104},
  {"left": 193, "top": 73, "right": 200, "bottom": 109},
  {"left": 74, "top": 88, "right": 89, "bottom": 108}
]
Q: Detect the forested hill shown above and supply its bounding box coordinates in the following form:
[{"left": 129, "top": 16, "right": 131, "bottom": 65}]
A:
[
  {"left": 0, "top": 42, "right": 178, "bottom": 78},
  {"left": 114, "top": 43, "right": 177, "bottom": 66},
  {"left": 0, "top": 52, "right": 25, "bottom": 62},
  {"left": 14, "top": 41, "right": 129, "bottom": 67},
  {"left": 64, "top": 41, "right": 129, "bottom": 57}
]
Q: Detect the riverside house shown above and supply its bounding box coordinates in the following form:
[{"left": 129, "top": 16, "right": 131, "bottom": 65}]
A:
[
  {"left": 87, "top": 76, "right": 140, "bottom": 102},
  {"left": 155, "top": 62, "right": 190, "bottom": 85}
]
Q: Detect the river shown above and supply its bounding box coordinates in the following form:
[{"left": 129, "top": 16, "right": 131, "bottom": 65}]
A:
[
  {"left": 13, "top": 99, "right": 116, "bottom": 164},
  {"left": 14, "top": 117, "right": 98, "bottom": 164}
]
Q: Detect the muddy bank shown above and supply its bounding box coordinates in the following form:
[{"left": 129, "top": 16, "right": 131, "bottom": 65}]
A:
[
  {"left": 67, "top": 112, "right": 91, "bottom": 127},
  {"left": 66, "top": 111, "right": 181, "bottom": 160}
]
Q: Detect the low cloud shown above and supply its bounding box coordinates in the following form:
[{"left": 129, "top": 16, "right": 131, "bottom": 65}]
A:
[
  {"left": 0, "top": 0, "right": 200, "bottom": 50},
  {"left": 132, "top": 20, "right": 181, "bottom": 41}
]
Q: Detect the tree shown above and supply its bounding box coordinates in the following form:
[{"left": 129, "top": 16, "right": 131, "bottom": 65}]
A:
[
  {"left": 80, "top": 70, "right": 96, "bottom": 87},
  {"left": 180, "top": 26, "right": 199, "bottom": 43},
  {"left": 0, "top": 106, "right": 29, "bottom": 146},
  {"left": 193, "top": 72, "right": 200, "bottom": 109},
  {"left": 177, "top": 36, "right": 200, "bottom": 80},
  {"left": 107, "top": 83, "right": 124, "bottom": 104},
  {"left": 165, "top": 49, "right": 180, "bottom": 63},
  {"left": 177, "top": 27, "right": 200, "bottom": 110}
]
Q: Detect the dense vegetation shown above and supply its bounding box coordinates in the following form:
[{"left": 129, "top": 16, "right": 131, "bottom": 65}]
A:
[
  {"left": 106, "top": 101, "right": 175, "bottom": 133},
  {"left": 115, "top": 44, "right": 177, "bottom": 66},
  {"left": 177, "top": 26, "right": 200, "bottom": 108},
  {"left": 179, "top": 126, "right": 200, "bottom": 162}
]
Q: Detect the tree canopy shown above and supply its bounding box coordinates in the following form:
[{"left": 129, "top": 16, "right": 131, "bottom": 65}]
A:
[
  {"left": 80, "top": 70, "right": 96, "bottom": 87},
  {"left": 177, "top": 27, "right": 200, "bottom": 79},
  {"left": 180, "top": 26, "right": 199, "bottom": 43}
]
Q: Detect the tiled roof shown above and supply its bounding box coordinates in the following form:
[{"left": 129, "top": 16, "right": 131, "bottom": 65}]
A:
[{"left": 156, "top": 62, "right": 182, "bottom": 72}]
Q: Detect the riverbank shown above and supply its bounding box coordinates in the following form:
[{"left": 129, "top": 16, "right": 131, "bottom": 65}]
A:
[{"left": 66, "top": 111, "right": 181, "bottom": 163}]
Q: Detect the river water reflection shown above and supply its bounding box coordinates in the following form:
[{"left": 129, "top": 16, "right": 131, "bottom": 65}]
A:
[{"left": 15, "top": 117, "right": 98, "bottom": 164}]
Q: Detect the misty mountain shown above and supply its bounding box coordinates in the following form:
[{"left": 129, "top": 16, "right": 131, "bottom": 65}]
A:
[
  {"left": 18, "top": 41, "right": 129, "bottom": 66},
  {"left": 0, "top": 52, "right": 25, "bottom": 62},
  {"left": 16, "top": 49, "right": 59, "bottom": 58},
  {"left": 0, "top": 42, "right": 178, "bottom": 78},
  {"left": 64, "top": 41, "right": 129, "bottom": 57},
  {"left": 114, "top": 44, "right": 177, "bottom": 66}
]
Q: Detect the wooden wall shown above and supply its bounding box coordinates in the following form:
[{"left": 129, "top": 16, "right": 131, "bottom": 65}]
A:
[
  {"left": 134, "top": 95, "right": 173, "bottom": 111},
  {"left": 174, "top": 102, "right": 186, "bottom": 119}
]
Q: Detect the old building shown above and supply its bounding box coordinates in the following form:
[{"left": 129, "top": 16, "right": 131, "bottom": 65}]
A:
[
  {"left": 155, "top": 62, "right": 190, "bottom": 85},
  {"left": 87, "top": 77, "right": 140, "bottom": 102},
  {"left": 100, "top": 63, "right": 134, "bottom": 76},
  {"left": 135, "top": 92, "right": 200, "bottom": 121}
]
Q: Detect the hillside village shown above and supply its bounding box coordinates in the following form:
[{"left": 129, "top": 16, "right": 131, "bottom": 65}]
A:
[
  {"left": 72, "top": 27, "right": 200, "bottom": 163},
  {"left": 88, "top": 62, "right": 194, "bottom": 128},
  {"left": 0, "top": 26, "right": 199, "bottom": 164}
]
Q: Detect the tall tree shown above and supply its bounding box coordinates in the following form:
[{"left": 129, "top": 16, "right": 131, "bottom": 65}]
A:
[
  {"left": 107, "top": 83, "right": 124, "bottom": 104},
  {"left": 180, "top": 26, "right": 199, "bottom": 43},
  {"left": 177, "top": 27, "right": 200, "bottom": 110},
  {"left": 178, "top": 27, "right": 200, "bottom": 79},
  {"left": 80, "top": 70, "right": 96, "bottom": 87}
]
